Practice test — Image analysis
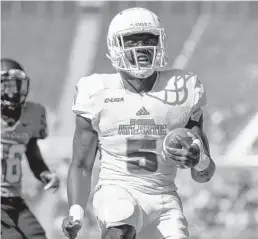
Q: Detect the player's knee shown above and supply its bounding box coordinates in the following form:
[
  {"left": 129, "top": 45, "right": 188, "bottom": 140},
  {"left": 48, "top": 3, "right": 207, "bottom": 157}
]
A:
[
  {"left": 1, "top": 228, "right": 24, "bottom": 239},
  {"left": 94, "top": 192, "right": 141, "bottom": 229},
  {"left": 102, "top": 225, "right": 136, "bottom": 239}
]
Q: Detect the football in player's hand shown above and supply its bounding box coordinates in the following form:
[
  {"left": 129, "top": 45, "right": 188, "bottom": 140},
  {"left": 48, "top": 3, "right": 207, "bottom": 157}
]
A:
[
  {"left": 162, "top": 128, "right": 201, "bottom": 169},
  {"left": 162, "top": 128, "right": 202, "bottom": 169},
  {"left": 163, "top": 128, "right": 194, "bottom": 149}
]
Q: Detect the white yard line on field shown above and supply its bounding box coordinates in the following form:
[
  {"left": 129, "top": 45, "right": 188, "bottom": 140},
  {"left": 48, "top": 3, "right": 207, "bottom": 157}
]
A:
[
  {"left": 172, "top": 13, "right": 210, "bottom": 69},
  {"left": 224, "top": 111, "right": 258, "bottom": 160},
  {"left": 56, "top": 9, "right": 103, "bottom": 138}
]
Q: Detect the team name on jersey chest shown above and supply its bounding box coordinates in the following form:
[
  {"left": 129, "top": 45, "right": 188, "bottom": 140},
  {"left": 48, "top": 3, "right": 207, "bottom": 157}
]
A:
[{"left": 98, "top": 87, "right": 191, "bottom": 137}]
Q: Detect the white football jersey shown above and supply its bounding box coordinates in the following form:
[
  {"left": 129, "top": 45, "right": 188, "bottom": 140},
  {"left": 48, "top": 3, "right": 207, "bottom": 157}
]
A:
[{"left": 72, "top": 69, "right": 206, "bottom": 194}]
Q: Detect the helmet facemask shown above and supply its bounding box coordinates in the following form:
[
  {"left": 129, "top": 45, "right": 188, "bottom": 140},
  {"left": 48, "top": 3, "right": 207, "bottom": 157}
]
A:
[
  {"left": 107, "top": 28, "right": 168, "bottom": 79},
  {"left": 1, "top": 69, "right": 29, "bottom": 113}
]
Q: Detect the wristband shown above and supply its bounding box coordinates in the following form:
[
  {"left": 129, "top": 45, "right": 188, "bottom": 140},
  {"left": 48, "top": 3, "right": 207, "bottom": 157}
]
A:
[
  {"left": 194, "top": 153, "right": 210, "bottom": 171},
  {"left": 69, "top": 204, "right": 84, "bottom": 223},
  {"left": 192, "top": 139, "right": 211, "bottom": 171}
]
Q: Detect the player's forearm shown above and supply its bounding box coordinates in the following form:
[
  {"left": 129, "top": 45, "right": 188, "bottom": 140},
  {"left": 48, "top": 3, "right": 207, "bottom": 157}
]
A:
[
  {"left": 188, "top": 118, "right": 216, "bottom": 183},
  {"left": 68, "top": 115, "right": 98, "bottom": 213},
  {"left": 26, "top": 138, "right": 50, "bottom": 181},
  {"left": 191, "top": 158, "right": 216, "bottom": 183},
  {"left": 67, "top": 162, "right": 92, "bottom": 210},
  {"left": 32, "top": 159, "right": 50, "bottom": 181}
]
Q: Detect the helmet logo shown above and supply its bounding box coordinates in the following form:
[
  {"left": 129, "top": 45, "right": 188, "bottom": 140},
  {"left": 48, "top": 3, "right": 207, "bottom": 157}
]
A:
[{"left": 130, "top": 22, "right": 152, "bottom": 27}]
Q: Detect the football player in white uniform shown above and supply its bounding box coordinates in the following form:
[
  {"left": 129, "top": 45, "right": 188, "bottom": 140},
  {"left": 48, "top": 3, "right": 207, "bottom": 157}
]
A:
[
  {"left": 1, "top": 58, "right": 60, "bottom": 239},
  {"left": 62, "top": 8, "right": 216, "bottom": 239}
]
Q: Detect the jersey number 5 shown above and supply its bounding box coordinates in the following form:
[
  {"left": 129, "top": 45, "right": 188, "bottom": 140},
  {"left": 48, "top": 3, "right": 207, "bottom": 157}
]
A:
[
  {"left": 126, "top": 139, "right": 158, "bottom": 174},
  {"left": 1, "top": 144, "right": 25, "bottom": 184}
]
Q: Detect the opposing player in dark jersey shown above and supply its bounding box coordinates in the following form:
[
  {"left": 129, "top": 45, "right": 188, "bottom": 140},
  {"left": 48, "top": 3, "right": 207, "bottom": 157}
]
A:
[{"left": 1, "top": 58, "right": 60, "bottom": 239}]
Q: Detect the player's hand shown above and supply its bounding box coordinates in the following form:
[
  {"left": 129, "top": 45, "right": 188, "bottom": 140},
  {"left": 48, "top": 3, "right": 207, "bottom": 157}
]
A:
[
  {"left": 62, "top": 216, "right": 83, "bottom": 239},
  {"left": 40, "top": 170, "right": 60, "bottom": 191},
  {"left": 165, "top": 133, "right": 201, "bottom": 169}
]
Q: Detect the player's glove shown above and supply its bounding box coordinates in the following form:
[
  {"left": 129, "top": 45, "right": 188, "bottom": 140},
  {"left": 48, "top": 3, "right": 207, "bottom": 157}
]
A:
[
  {"left": 164, "top": 133, "right": 201, "bottom": 169},
  {"left": 40, "top": 170, "right": 60, "bottom": 191},
  {"left": 62, "top": 216, "right": 83, "bottom": 239}
]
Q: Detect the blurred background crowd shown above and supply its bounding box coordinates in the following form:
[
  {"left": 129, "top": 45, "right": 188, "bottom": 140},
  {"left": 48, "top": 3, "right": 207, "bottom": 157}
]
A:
[{"left": 1, "top": 1, "right": 258, "bottom": 239}]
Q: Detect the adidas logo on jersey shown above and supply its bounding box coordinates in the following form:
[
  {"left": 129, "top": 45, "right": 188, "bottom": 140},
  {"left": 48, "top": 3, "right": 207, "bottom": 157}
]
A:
[
  {"left": 136, "top": 107, "right": 150, "bottom": 116},
  {"left": 104, "top": 97, "right": 124, "bottom": 103}
]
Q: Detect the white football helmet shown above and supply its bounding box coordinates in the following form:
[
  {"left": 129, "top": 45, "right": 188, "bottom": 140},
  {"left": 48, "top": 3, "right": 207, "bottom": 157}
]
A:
[{"left": 106, "top": 8, "right": 168, "bottom": 79}]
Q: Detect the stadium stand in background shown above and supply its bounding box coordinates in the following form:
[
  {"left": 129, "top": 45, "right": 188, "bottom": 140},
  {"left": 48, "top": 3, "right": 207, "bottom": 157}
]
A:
[{"left": 1, "top": 1, "right": 258, "bottom": 239}]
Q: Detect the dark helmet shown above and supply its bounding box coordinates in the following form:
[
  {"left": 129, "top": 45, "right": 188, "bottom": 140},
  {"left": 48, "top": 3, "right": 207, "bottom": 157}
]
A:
[{"left": 1, "top": 58, "right": 30, "bottom": 113}]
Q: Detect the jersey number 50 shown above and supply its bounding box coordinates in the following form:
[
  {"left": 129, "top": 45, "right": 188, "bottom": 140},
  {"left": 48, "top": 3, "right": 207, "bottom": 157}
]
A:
[{"left": 1, "top": 143, "right": 25, "bottom": 184}]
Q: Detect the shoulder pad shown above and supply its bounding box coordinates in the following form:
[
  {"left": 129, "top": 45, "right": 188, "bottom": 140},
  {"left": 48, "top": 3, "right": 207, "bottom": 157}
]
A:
[
  {"left": 73, "top": 73, "right": 121, "bottom": 124},
  {"left": 162, "top": 69, "right": 206, "bottom": 107},
  {"left": 76, "top": 74, "right": 104, "bottom": 98},
  {"left": 158, "top": 68, "right": 206, "bottom": 109},
  {"left": 76, "top": 73, "right": 121, "bottom": 98},
  {"left": 159, "top": 68, "right": 197, "bottom": 91},
  {"left": 73, "top": 74, "right": 104, "bottom": 122}
]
